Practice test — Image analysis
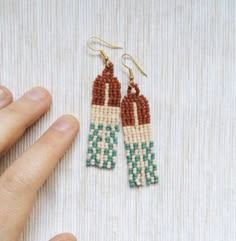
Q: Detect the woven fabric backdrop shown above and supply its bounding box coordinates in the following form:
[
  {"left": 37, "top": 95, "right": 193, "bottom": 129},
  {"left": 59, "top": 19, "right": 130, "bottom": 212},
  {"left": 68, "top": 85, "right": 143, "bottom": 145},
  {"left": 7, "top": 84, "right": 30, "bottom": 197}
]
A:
[{"left": 0, "top": 0, "right": 235, "bottom": 241}]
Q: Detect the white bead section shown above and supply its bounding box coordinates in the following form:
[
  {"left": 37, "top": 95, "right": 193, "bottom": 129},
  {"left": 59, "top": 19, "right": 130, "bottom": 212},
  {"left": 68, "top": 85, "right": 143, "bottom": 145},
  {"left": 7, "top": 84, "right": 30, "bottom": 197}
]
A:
[
  {"left": 123, "top": 124, "right": 153, "bottom": 144},
  {"left": 91, "top": 105, "right": 120, "bottom": 125}
]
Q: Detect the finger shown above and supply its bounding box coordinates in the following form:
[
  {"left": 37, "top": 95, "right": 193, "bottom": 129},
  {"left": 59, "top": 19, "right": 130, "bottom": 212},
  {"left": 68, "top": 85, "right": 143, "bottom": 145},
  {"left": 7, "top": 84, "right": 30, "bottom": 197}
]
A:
[
  {"left": 0, "top": 87, "right": 51, "bottom": 155},
  {"left": 49, "top": 233, "right": 77, "bottom": 241},
  {"left": 0, "top": 85, "right": 13, "bottom": 109},
  {"left": 0, "top": 115, "right": 79, "bottom": 241},
  {"left": 2, "top": 115, "right": 80, "bottom": 192}
]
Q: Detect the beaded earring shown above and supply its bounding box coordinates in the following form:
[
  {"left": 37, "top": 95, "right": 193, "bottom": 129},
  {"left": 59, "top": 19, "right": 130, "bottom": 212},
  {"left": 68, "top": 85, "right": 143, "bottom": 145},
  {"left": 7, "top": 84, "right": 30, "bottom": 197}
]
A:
[
  {"left": 86, "top": 37, "right": 122, "bottom": 169},
  {"left": 121, "top": 54, "right": 159, "bottom": 187}
]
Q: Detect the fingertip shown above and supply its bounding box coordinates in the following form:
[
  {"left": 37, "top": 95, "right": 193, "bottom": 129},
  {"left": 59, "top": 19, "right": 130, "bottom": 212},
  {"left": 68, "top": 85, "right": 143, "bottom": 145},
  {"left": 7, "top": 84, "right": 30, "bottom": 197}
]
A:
[
  {"left": 52, "top": 115, "right": 80, "bottom": 133},
  {"left": 64, "top": 114, "right": 80, "bottom": 133},
  {"left": 49, "top": 233, "right": 77, "bottom": 241},
  {"left": 37, "top": 86, "right": 52, "bottom": 104},
  {"left": 23, "top": 86, "right": 52, "bottom": 105}
]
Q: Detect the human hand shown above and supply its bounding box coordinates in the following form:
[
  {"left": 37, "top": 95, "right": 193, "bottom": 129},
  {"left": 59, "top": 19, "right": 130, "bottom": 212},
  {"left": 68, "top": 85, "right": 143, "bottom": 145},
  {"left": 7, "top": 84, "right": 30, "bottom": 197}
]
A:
[{"left": 0, "top": 86, "right": 79, "bottom": 241}]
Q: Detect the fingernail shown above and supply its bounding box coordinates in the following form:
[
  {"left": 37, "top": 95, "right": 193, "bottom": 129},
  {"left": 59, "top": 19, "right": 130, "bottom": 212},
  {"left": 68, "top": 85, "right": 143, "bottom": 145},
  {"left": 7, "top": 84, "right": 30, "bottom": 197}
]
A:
[
  {"left": 23, "top": 87, "right": 50, "bottom": 102},
  {"left": 52, "top": 116, "right": 79, "bottom": 132}
]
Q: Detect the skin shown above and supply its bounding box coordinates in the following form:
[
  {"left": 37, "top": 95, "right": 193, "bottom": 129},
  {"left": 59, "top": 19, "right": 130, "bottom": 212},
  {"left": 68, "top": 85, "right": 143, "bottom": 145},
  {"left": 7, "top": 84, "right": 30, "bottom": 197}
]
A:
[{"left": 0, "top": 86, "right": 79, "bottom": 241}]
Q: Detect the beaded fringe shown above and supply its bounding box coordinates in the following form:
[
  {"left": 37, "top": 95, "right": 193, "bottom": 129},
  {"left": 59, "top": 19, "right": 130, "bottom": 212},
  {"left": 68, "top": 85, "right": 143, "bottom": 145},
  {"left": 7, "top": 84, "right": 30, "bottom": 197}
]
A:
[
  {"left": 121, "top": 83, "right": 158, "bottom": 187},
  {"left": 87, "top": 62, "right": 121, "bottom": 169}
]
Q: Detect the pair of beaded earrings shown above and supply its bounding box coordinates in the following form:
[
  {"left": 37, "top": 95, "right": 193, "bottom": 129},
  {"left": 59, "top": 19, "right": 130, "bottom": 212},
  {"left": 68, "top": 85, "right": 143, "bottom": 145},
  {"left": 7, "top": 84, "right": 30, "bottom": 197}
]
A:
[{"left": 86, "top": 37, "right": 158, "bottom": 188}]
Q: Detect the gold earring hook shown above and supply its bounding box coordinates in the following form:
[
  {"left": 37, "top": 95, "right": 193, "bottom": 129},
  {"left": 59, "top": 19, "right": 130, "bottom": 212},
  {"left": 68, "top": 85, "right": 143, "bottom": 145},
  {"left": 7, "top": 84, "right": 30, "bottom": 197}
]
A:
[
  {"left": 122, "top": 53, "right": 147, "bottom": 83},
  {"left": 87, "top": 36, "right": 123, "bottom": 51},
  {"left": 87, "top": 36, "right": 123, "bottom": 64}
]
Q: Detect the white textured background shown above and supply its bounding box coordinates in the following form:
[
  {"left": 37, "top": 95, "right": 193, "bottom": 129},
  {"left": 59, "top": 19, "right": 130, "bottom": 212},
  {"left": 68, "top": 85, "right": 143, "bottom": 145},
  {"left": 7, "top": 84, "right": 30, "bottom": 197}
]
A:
[{"left": 0, "top": 0, "right": 236, "bottom": 241}]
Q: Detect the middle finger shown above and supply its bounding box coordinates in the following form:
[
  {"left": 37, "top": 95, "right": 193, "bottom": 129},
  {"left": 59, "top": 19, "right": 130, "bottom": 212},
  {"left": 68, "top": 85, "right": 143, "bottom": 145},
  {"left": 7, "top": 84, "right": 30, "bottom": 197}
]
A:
[{"left": 0, "top": 87, "right": 51, "bottom": 155}]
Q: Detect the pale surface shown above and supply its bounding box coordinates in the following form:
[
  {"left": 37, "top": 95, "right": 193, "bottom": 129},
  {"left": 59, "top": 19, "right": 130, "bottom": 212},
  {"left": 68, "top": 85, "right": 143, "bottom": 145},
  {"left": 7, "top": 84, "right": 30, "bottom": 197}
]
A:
[{"left": 0, "top": 1, "right": 235, "bottom": 241}]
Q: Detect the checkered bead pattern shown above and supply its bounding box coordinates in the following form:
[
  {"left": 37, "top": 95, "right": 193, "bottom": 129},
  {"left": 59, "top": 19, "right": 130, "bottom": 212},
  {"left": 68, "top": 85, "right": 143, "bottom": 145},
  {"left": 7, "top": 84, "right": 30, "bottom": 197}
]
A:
[
  {"left": 87, "top": 62, "right": 121, "bottom": 169},
  {"left": 121, "top": 83, "right": 158, "bottom": 187}
]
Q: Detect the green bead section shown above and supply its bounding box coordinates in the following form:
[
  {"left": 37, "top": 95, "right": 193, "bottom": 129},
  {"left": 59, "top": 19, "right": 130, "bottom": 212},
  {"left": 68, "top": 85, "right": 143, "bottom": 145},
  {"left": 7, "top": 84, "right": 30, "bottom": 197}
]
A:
[
  {"left": 143, "top": 141, "right": 158, "bottom": 185},
  {"left": 126, "top": 141, "right": 159, "bottom": 187},
  {"left": 87, "top": 122, "right": 119, "bottom": 169}
]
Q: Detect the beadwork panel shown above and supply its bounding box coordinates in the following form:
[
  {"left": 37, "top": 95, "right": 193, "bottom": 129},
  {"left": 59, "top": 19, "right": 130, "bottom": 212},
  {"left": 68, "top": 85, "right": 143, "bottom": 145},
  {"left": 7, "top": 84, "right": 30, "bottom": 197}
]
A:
[
  {"left": 121, "top": 83, "right": 158, "bottom": 187},
  {"left": 0, "top": 1, "right": 235, "bottom": 241},
  {"left": 87, "top": 62, "right": 121, "bottom": 169}
]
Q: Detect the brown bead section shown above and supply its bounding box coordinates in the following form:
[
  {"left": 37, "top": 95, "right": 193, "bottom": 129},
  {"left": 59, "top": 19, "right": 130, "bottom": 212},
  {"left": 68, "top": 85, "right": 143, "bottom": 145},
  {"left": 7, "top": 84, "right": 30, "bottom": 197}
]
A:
[
  {"left": 92, "top": 62, "right": 121, "bottom": 107},
  {"left": 121, "top": 83, "right": 151, "bottom": 127}
]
